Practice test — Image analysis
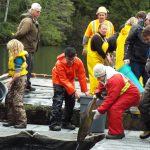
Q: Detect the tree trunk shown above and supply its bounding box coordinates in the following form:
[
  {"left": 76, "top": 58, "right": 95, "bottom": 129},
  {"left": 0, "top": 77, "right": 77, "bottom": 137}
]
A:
[{"left": 4, "top": 0, "right": 10, "bottom": 22}]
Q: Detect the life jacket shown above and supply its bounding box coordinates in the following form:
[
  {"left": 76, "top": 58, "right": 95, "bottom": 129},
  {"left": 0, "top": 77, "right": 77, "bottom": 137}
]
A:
[
  {"left": 91, "top": 19, "right": 114, "bottom": 38},
  {"left": 8, "top": 51, "right": 28, "bottom": 76},
  {"left": 119, "top": 74, "right": 130, "bottom": 96},
  {"left": 95, "top": 33, "right": 109, "bottom": 53}
]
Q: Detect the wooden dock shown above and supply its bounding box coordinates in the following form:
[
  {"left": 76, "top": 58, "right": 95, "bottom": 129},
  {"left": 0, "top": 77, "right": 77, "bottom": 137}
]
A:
[{"left": 0, "top": 73, "right": 149, "bottom": 150}]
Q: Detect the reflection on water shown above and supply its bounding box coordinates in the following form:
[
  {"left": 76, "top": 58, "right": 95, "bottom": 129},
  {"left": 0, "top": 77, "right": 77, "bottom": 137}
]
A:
[{"left": 0, "top": 46, "right": 87, "bottom": 75}]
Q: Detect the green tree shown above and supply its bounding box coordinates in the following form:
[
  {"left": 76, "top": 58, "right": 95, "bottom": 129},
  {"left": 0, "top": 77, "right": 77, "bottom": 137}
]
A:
[
  {"left": 109, "top": 0, "right": 150, "bottom": 30},
  {"left": 39, "top": 0, "right": 75, "bottom": 45}
]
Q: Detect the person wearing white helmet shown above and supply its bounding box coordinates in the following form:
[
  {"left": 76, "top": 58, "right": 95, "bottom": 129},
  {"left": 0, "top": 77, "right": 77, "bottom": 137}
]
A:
[
  {"left": 14, "top": 3, "right": 42, "bottom": 92},
  {"left": 82, "top": 6, "right": 115, "bottom": 56},
  {"left": 93, "top": 64, "right": 140, "bottom": 139}
]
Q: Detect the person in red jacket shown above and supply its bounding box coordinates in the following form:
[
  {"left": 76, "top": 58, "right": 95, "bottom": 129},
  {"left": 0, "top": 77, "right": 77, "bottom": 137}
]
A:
[
  {"left": 93, "top": 64, "right": 140, "bottom": 139},
  {"left": 49, "top": 47, "right": 89, "bottom": 131}
]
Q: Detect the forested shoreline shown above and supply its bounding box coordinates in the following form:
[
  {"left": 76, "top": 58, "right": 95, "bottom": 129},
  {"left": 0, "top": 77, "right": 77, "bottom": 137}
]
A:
[{"left": 0, "top": 0, "right": 149, "bottom": 47}]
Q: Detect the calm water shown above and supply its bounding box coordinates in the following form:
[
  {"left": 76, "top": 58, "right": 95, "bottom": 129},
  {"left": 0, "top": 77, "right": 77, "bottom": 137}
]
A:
[{"left": 0, "top": 46, "right": 87, "bottom": 75}]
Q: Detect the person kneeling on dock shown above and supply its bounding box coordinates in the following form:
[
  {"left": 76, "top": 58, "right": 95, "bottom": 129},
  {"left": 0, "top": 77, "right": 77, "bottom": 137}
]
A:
[
  {"left": 3, "top": 39, "right": 27, "bottom": 129},
  {"left": 92, "top": 64, "right": 140, "bottom": 139},
  {"left": 49, "top": 47, "right": 89, "bottom": 131}
]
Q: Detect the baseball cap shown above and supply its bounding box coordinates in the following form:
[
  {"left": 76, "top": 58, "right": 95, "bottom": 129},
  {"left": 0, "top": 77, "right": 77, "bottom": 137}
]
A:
[{"left": 93, "top": 64, "right": 106, "bottom": 78}]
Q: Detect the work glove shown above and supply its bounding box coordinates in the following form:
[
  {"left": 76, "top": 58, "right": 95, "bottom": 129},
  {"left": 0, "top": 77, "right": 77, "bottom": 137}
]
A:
[
  {"left": 124, "top": 59, "right": 130, "bottom": 64},
  {"left": 92, "top": 109, "right": 101, "bottom": 120},
  {"left": 82, "top": 45, "right": 87, "bottom": 56}
]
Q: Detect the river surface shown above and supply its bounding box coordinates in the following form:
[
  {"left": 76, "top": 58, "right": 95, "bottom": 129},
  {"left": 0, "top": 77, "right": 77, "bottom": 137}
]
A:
[{"left": 0, "top": 46, "right": 87, "bottom": 75}]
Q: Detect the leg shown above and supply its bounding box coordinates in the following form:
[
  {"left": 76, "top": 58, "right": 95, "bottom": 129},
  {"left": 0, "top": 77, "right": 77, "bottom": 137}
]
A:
[
  {"left": 130, "top": 61, "right": 141, "bottom": 80},
  {"left": 107, "top": 90, "right": 140, "bottom": 136},
  {"left": 139, "top": 79, "right": 150, "bottom": 138},
  {"left": 26, "top": 52, "right": 35, "bottom": 90},
  {"left": 3, "top": 88, "right": 16, "bottom": 126},
  {"left": 141, "top": 65, "right": 149, "bottom": 87},
  {"left": 87, "top": 53, "right": 104, "bottom": 95},
  {"left": 13, "top": 77, "right": 27, "bottom": 128},
  {"left": 49, "top": 84, "right": 64, "bottom": 131},
  {"left": 62, "top": 92, "right": 75, "bottom": 130}
]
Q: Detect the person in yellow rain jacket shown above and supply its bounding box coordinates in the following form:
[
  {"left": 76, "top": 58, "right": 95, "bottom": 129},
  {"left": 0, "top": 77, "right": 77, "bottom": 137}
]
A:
[
  {"left": 87, "top": 23, "right": 113, "bottom": 95},
  {"left": 82, "top": 6, "right": 114, "bottom": 55},
  {"left": 115, "top": 17, "right": 138, "bottom": 70}
]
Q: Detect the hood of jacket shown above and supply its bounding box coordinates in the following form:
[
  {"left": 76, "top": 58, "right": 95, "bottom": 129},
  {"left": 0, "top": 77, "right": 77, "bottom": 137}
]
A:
[{"left": 20, "top": 12, "right": 32, "bottom": 20}]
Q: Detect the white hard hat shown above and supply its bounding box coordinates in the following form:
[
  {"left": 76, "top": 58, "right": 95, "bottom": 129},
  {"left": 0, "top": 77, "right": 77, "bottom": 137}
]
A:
[
  {"left": 96, "top": 6, "right": 108, "bottom": 15},
  {"left": 31, "top": 3, "right": 42, "bottom": 11},
  {"left": 93, "top": 64, "right": 106, "bottom": 78}
]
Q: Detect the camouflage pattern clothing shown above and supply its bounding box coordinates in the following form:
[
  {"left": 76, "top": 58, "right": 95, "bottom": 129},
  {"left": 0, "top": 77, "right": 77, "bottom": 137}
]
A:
[{"left": 5, "top": 76, "right": 27, "bottom": 125}]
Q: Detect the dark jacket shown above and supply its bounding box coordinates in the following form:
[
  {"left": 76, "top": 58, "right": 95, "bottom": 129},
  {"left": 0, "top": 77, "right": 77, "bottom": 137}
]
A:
[
  {"left": 14, "top": 12, "right": 40, "bottom": 53},
  {"left": 107, "top": 32, "right": 119, "bottom": 52},
  {"left": 138, "top": 55, "right": 150, "bottom": 128},
  {"left": 91, "top": 32, "right": 107, "bottom": 59},
  {"left": 124, "top": 20, "right": 149, "bottom": 63}
]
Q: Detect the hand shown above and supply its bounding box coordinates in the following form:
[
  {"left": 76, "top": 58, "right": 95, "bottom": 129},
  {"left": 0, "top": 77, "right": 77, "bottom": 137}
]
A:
[
  {"left": 85, "top": 91, "right": 90, "bottom": 96},
  {"left": 82, "top": 45, "right": 87, "bottom": 56},
  {"left": 92, "top": 109, "right": 101, "bottom": 120},
  {"left": 75, "top": 91, "right": 80, "bottom": 100},
  {"left": 106, "top": 53, "right": 113, "bottom": 65},
  {"left": 145, "top": 59, "right": 150, "bottom": 74},
  {"left": 124, "top": 59, "right": 130, "bottom": 64}
]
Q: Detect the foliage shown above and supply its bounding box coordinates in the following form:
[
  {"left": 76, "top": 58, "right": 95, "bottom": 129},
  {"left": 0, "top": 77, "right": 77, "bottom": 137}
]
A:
[
  {"left": 0, "top": 22, "right": 16, "bottom": 43},
  {"left": 109, "top": 0, "right": 150, "bottom": 30},
  {"left": 39, "top": 0, "right": 75, "bottom": 45},
  {"left": 0, "top": 0, "right": 150, "bottom": 46}
]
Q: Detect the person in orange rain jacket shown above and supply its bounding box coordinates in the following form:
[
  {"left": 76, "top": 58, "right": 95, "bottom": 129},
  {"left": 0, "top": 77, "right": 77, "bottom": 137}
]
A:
[
  {"left": 93, "top": 64, "right": 140, "bottom": 139},
  {"left": 49, "top": 47, "right": 89, "bottom": 131}
]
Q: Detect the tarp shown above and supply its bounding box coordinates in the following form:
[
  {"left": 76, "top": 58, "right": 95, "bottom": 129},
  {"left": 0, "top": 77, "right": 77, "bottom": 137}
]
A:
[{"left": 0, "top": 130, "right": 104, "bottom": 150}]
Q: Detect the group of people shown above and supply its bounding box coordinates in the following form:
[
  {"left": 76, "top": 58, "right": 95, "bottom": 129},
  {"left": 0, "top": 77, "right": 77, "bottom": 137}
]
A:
[
  {"left": 2, "top": 2, "right": 150, "bottom": 141},
  {"left": 3, "top": 3, "right": 41, "bottom": 128},
  {"left": 50, "top": 6, "right": 150, "bottom": 140}
]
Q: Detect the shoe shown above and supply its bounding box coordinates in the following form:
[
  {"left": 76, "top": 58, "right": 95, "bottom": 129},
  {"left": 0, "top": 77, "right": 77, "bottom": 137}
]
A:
[
  {"left": 62, "top": 123, "right": 76, "bottom": 130},
  {"left": 106, "top": 133, "right": 125, "bottom": 139},
  {"left": 14, "top": 124, "right": 26, "bottom": 129},
  {"left": 49, "top": 125, "right": 61, "bottom": 131},
  {"left": 26, "top": 86, "right": 36, "bottom": 91},
  {"left": 3, "top": 123, "right": 15, "bottom": 127},
  {"left": 139, "top": 131, "right": 150, "bottom": 139}
]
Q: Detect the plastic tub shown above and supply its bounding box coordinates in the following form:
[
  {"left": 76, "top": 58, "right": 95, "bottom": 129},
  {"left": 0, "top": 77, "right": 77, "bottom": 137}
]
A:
[{"left": 80, "top": 95, "right": 106, "bottom": 133}]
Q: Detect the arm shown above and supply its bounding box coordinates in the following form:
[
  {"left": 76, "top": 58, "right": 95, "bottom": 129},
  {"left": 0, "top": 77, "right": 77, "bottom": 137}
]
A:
[
  {"left": 7, "top": 57, "right": 24, "bottom": 88},
  {"left": 124, "top": 26, "right": 137, "bottom": 60},
  {"left": 14, "top": 18, "right": 32, "bottom": 39},
  {"left": 97, "top": 75, "right": 125, "bottom": 113},
  {"left": 91, "top": 35, "right": 106, "bottom": 59},
  {"left": 56, "top": 64, "right": 76, "bottom": 95},
  {"left": 76, "top": 59, "right": 88, "bottom": 93},
  {"left": 82, "top": 22, "right": 93, "bottom": 46}
]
